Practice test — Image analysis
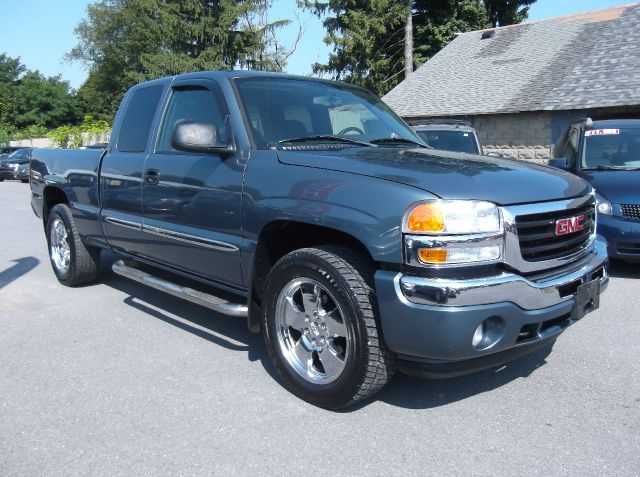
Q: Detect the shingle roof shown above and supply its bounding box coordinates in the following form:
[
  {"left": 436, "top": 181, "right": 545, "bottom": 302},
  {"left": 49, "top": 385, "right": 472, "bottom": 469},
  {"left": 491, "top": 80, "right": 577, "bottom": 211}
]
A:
[{"left": 383, "top": 3, "right": 640, "bottom": 117}]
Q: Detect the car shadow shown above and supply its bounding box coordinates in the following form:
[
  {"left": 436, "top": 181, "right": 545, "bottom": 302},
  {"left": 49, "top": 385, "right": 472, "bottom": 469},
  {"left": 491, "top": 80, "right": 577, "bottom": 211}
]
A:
[
  {"left": 368, "top": 344, "right": 553, "bottom": 411},
  {"left": 98, "top": 253, "right": 279, "bottom": 381},
  {"left": 97, "top": 252, "right": 552, "bottom": 411},
  {"left": 608, "top": 259, "right": 640, "bottom": 279},
  {"left": 0, "top": 256, "right": 40, "bottom": 289}
]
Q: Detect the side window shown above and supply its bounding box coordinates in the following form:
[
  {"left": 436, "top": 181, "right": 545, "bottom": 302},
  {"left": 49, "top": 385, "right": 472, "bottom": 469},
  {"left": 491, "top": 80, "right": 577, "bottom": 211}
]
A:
[
  {"left": 561, "top": 128, "right": 579, "bottom": 165},
  {"left": 157, "top": 87, "right": 227, "bottom": 153},
  {"left": 116, "top": 85, "right": 164, "bottom": 153}
]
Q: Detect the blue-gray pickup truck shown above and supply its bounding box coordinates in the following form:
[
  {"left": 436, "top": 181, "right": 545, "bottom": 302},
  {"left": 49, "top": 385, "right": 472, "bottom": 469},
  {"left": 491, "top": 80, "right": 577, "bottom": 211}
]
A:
[{"left": 30, "top": 72, "right": 609, "bottom": 409}]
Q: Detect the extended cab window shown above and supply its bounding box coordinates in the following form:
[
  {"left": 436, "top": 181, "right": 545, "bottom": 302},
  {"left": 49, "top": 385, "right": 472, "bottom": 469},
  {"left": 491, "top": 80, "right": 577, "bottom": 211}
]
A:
[
  {"left": 116, "top": 85, "right": 164, "bottom": 153},
  {"left": 158, "top": 87, "right": 227, "bottom": 153}
]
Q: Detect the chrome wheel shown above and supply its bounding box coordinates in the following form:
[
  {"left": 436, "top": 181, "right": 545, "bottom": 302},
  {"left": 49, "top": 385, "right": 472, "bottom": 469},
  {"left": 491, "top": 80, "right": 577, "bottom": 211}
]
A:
[
  {"left": 50, "top": 218, "right": 71, "bottom": 274},
  {"left": 275, "top": 278, "right": 351, "bottom": 384}
]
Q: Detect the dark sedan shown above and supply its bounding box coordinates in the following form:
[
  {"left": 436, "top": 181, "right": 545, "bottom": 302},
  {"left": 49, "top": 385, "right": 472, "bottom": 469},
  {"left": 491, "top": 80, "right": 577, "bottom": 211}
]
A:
[
  {"left": 550, "top": 119, "right": 640, "bottom": 262},
  {"left": 0, "top": 148, "right": 32, "bottom": 181}
]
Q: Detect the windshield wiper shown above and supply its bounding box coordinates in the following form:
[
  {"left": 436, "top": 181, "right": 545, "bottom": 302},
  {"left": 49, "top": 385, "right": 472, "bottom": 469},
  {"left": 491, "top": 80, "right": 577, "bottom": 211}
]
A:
[
  {"left": 278, "top": 135, "right": 374, "bottom": 147},
  {"left": 369, "top": 137, "right": 426, "bottom": 148}
]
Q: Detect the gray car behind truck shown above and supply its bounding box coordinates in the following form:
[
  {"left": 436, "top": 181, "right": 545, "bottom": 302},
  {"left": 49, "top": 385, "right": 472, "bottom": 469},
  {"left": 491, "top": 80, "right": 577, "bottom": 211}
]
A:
[{"left": 30, "top": 71, "right": 609, "bottom": 409}]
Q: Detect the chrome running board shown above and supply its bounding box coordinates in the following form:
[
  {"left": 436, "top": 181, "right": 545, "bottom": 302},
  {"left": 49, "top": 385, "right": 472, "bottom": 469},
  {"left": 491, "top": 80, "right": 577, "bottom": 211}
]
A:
[{"left": 111, "top": 260, "right": 248, "bottom": 318}]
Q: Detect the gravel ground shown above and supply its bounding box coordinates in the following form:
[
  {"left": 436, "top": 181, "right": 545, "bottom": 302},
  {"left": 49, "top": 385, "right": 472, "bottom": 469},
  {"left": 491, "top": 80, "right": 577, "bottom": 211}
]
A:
[{"left": 1, "top": 181, "right": 638, "bottom": 476}]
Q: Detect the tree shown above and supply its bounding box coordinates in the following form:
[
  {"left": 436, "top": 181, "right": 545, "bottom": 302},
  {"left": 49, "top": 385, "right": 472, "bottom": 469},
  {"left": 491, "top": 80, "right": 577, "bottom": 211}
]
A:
[
  {"left": 0, "top": 54, "right": 24, "bottom": 136},
  {"left": 68, "top": 0, "right": 296, "bottom": 121},
  {"left": 0, "top": 54, "right": 79, "bottom": 137},
  {"left": 483, "top": 0, "right": 535, "bottom": 27},
  {"left": 303, "top": 0, "right": 409, "bottom": 96},
  {"left": 307, "top": 0, "right": 534, "bottom": 95},
  {"left": 13, "top": 71, "right": 79, "bottom": 130},
  {"left": 412, "top": 0, "right": 488, "bottom": 66}
]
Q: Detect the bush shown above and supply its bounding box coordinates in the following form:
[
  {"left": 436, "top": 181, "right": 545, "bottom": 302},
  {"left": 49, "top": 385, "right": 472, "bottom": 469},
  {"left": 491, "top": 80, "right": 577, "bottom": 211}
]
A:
[{"left": 47, "top": 116, "right": 112, "bottom": 148}]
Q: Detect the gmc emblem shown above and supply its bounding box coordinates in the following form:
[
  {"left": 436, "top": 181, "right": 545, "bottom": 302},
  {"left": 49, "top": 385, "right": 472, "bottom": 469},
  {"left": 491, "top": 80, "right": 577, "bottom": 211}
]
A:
[{"left": 556, "top": 215, "right": 586, "bottom": 236}]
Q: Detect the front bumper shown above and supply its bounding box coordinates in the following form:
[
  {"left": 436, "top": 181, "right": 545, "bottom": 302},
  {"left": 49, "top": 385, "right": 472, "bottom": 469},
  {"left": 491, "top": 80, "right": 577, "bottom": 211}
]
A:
[
  {"left": 374, "top": 235, "right": 609, "bottom": 373},
  {"left": 0, "top": 169, "right": 14, "bottom": 179},
  {"left": 598, "top": 214, "right": 640, "bottom": 262}
]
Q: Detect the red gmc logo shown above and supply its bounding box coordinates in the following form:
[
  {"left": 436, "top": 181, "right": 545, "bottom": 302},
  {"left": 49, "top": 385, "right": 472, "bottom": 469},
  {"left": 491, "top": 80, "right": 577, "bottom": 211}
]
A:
[{"left": 556, "top": 215, "right": 586, "bottom": 236}]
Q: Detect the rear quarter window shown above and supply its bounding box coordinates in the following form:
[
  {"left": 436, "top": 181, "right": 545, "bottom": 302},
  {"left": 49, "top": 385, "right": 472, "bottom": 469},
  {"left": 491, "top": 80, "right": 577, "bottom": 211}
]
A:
[{"left": 116, "top": 85, "right": 164, "bottom": 153}]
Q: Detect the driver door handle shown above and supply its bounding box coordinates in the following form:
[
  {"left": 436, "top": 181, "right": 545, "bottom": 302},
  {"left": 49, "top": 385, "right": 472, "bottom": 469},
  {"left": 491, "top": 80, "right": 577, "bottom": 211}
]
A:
[{"left": 144, "top": 168, "right": 160, "bottom": 185}]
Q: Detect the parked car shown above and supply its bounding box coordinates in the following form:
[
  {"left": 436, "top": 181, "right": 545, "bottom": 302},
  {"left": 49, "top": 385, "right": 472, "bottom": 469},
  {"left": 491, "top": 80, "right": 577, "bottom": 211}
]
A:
[
  {"left": 411, "top": 121, "right": 483, "bottom": 154},
  {"left": 0, "top": 146, "right": 21, "bottom": 159},
  {"left": 30, "top": 72, "right": 608, "bottom": 409},
  {"left": 0, "top": 148, "right": 32, "bottom": 181},
  {"left": 15, "top": 162, "right": 30, "bottom": 183},
  {"left": 549, "top": 118, "right": 640, "bottom": 262}
]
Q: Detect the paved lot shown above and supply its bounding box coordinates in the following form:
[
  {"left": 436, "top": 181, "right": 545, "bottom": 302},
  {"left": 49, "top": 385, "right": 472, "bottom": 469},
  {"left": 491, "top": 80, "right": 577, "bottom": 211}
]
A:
[{"left": 1, "top": 180, "right": 639, "bottom": 476}]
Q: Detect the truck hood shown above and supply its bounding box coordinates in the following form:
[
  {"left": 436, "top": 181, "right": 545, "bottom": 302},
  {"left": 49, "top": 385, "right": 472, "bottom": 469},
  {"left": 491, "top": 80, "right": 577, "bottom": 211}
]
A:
[
  {"left": 277, "top": 148, "right": 591, "bottom": 205},
  {"left": 580, "top": 170, "right": 640, "bottom": 205}
]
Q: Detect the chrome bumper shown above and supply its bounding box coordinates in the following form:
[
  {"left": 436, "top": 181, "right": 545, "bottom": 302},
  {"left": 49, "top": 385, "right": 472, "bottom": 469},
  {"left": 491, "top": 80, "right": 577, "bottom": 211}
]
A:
[{"left": 399, "top": 235, "right": 609, "bottom": 310}]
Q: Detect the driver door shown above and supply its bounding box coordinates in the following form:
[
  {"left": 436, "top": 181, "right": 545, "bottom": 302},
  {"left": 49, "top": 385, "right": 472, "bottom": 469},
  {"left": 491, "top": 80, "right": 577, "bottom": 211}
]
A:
[{"left": 141, "top": 79, "right": 244, "bottom": 288}]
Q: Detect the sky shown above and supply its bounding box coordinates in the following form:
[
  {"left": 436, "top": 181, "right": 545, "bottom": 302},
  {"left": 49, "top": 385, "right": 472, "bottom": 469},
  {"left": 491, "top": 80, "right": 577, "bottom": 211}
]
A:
[{"left": 0, "top": 0, "right": 633, "bottom": 90}]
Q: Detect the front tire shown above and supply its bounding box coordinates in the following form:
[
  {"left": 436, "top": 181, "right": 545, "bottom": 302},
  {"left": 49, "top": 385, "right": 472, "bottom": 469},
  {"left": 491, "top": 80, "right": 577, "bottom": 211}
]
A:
[
  {"left": 262, "top": 246, "right": 396, "bottom": 409},
  {"left": 46, "top": 204, "right": 100, "bottom": 286}
]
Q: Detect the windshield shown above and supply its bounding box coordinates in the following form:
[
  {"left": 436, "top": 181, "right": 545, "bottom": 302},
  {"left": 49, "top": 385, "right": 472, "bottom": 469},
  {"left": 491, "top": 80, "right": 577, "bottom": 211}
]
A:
[
  {"left": 234, "top": 77, "right": 423, "bottom": 149},
  {"left": 582, "top": 127, "right": 640, "bottom": 169},
  {"left": 7, "top": 149, "right": 27, "bottom": 160},
  {"left": 415, "top": 129, "right": 479, "bottom": 154}
]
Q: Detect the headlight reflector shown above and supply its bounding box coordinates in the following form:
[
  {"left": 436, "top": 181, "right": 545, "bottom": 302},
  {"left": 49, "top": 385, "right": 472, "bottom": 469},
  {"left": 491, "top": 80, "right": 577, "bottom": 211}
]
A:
[{"left": 404, "top": 200, "right": 501, "bottom": 235}]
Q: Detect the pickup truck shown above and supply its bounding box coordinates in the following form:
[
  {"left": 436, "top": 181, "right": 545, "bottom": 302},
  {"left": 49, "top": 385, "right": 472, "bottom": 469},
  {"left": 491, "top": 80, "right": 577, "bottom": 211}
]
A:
[{"left": 31, "top": 71, "right": 609, "bottom": 409}]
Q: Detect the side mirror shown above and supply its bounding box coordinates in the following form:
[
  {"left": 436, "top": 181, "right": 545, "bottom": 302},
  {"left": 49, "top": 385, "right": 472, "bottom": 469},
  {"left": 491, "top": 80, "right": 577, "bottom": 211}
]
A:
[
  {"left": 548, "top": 158, "right": 570, "bottom": 170},
  {"left": 171, "top": 121, "right": 235, "bottom": 156}
]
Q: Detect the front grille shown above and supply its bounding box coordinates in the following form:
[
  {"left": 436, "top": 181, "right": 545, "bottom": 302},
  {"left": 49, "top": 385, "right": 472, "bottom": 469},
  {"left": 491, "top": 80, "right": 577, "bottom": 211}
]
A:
[
  {"left": 515, "top": 202, "right": 595, "bottom": 262},
  {"left": 621, "top": 204, "right": 640, "bottom": 221}
]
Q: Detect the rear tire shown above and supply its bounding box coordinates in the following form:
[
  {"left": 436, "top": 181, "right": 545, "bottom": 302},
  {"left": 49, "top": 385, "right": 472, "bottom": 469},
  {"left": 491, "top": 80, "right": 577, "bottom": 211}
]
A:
[
  {"left": 262, "top": 245, "right": 396, "bottom": 409},
  {"left": 46, "top": 204, "right": 100, "bottom": 286}
]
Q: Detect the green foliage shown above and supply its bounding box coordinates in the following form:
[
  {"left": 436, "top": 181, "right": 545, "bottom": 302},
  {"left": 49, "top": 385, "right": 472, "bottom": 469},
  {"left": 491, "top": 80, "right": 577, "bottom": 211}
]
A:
[
  {"left": 68, "top": 0, "right": 294, "bottom": 122},
  {"left": 305, "top": 0, "right": 535, "bottom": 96},
  {"left": 0, "top": 128, "right": 10, "bottom": 147},
  {"left": 49, "top": 115, "right": 111, "bottom": 148},
  {"left": 483, "top": 0, "right": 535, "bottom": 27},
  {"left": 302, "top": 0, "right": 409, "bottom": 96},
  {"left": 12, "top": 124, "right": 49, "bottom": 140},
  {"left": 0, "top": 53, "right": 80, "bottom": 138},
  {"left": 413, "top": 0, "right": 488, "bottom": 67}
]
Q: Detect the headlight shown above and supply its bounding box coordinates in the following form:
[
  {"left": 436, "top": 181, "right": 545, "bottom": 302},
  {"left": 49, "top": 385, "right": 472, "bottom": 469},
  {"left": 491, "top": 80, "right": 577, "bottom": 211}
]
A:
[
  {"left": 403, "top": 200, "right": 502, "bottom": 235},
  {"left": 403, "top": 200, "right": 503, "bottom": 267},
  {"left": 595, "top": 192, "right": 612, "bottom": 216}
]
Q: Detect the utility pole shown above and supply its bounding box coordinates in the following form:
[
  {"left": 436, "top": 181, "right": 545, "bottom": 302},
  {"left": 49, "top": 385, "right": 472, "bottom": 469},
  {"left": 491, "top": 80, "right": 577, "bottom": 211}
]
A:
[{"left": 404, "top": 3, "right": 414, "bottom": 78}]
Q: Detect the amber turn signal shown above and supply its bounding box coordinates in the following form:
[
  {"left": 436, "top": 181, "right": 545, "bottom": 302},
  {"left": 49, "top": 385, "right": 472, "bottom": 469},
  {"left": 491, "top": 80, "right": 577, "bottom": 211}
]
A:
[
  {"left": 406, "top": 203, "right": 445, "bottom": 233},
  {"left": 418, "top": 248, "right": 448, "bottom": 264}
]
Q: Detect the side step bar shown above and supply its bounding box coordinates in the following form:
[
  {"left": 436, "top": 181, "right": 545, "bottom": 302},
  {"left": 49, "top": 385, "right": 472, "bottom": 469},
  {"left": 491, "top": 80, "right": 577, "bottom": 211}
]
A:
[{"left": 111, "top": 260, "right": 248, "bottom": 318}]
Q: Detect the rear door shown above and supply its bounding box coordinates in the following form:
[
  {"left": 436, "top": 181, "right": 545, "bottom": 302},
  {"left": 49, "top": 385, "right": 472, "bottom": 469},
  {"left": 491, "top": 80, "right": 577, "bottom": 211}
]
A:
[
  {"left": 140, "top": 79, "right": 244, "bottom": 288},
  {"left": 100, "top": 84, "right": 165, "bottom": 255}
]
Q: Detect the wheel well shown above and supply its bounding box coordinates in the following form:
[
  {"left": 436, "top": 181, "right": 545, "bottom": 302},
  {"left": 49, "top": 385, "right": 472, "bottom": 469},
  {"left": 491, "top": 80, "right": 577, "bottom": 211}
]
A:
[
  {"left": 42, "top": 187, "right": 68, "bottom": 225},
  {"left": 248, "top": 221, "right": 375, "bottom": 332}
]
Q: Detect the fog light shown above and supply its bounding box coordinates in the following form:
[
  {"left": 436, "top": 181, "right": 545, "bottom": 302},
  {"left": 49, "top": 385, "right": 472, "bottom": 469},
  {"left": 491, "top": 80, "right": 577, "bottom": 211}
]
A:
[
  {"left": 418, "top": 248, "right": 447, "bottom": 264},
  {"left": 472, "top": 323, "right": 484, "bottom": 347}
]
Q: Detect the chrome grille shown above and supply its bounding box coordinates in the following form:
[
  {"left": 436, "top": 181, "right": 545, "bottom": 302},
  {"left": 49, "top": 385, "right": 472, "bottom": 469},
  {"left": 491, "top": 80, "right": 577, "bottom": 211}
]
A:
[
  {"left": 621, "top": 204, "right": 640, "bottom": 221},
  {"left": 515, "top": 202, "right": 596, "bottom": 262}
]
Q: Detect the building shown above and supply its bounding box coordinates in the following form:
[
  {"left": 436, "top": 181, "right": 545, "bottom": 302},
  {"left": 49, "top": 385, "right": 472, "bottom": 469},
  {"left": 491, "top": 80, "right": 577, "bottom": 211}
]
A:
[{"left": 383, "top": 3, "right": 640, "bottom": 162}]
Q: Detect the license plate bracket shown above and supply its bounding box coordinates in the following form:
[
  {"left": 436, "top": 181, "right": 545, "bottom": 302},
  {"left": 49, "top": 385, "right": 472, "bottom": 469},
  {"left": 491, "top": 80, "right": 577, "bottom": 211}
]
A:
[{"left": 571, "top": 279, "right": 600, "bottom": 320}]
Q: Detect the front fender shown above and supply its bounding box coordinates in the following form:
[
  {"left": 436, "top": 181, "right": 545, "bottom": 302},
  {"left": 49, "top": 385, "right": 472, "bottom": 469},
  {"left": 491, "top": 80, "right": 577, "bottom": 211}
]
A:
[{"left": 241, "top": 150, "right": 435, "bottom": 266}]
